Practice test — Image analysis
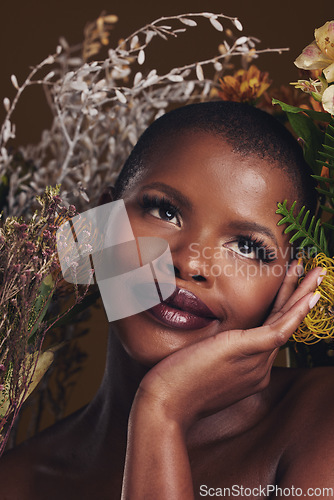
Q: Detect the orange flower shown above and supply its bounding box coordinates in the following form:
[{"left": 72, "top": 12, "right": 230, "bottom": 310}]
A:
[
  {"left": 319, "top": 164, "right": 331, "bottom": 191},
  {"left": 218, "top": 65, "right": 271, "bottom": 103}
]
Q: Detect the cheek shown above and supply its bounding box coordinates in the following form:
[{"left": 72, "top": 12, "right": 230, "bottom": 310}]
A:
[{"left": 224, "top": 265, "right": 286, "bottom": 328}]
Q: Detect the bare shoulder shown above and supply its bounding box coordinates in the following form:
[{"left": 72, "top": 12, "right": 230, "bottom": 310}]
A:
[
  {"left": 274, "top": 366, "right": 334, "bottom": 490},
  {"left": 0, "top": 407, "right": 86, "bottom": 499}
]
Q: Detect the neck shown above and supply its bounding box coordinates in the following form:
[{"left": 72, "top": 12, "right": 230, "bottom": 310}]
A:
[
  {"left": 82, "top": 328, "right": 148, "bottom": 438},
  {"left": 84, "top": 327, "right": 281, "bottom": 452}
]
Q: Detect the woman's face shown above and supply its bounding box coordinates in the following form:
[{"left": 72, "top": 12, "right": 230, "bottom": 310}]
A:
[{"left": 112, "top": 131, "right": 296, "bottom": 366}]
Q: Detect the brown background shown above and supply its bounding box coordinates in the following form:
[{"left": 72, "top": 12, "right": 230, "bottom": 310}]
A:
[{"left": 0, "top": 1, "right": 330, "bottom": 426}]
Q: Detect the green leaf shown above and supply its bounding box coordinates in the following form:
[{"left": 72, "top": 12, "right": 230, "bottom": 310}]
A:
[
  {"left": 27, "top": 274, "right": 55, "bottom": 339},
  {"left": 285, "top": 112, "right": 323, "bottom": 174},
  {"left": 272, "top": 99, "right": 332, "bottom": 122},
  {"left": 322, "top": 221, "right": 334, "bottom": 232},
  {"left": 316, "top": 187, "right": 334, "bottom": 197},
  {"left": 316, "top": 159, "right": 334, "bottom": 170},
  {"left": 320, "top": 204, "right": 334, "bottom": 215},
  {"left": 312, "top": 175, "right": 334, "bottom": 184},
  {"left": 276, "top": 200, "right": 329, "bottom": 256}
]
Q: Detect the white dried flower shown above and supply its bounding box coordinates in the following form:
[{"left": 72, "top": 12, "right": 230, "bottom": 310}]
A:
[
  {"left": 233, "top": 18, "right": 243, "bottom": 31},
  {"left": 10, "top": 75, "right": 19, "bottom": 90},
  {"left": 138, "top": 49, "right": 145, "bottom": 65},
  {"left": 0, "top": 12, "right": 287, "bottom": 217},
  {"left": 196, "top": 64, "right": 204, "bottom": 81},
  {"left": 210, "top": 17, "right": 224, "bottom": 32},
  {"left": 3, "top": 98, "right": 10, "bottom": 112},
  {"left": 180, "top": 18, "right": 197, "bottom": 27}
]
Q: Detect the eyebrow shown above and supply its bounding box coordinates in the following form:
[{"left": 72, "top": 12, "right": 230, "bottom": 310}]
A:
[
  {"left": 139, "top": 182, "right": 278, "bottom": 247},
  {"left": 228, "top": 221, "right": 279, "bottom": 247},
  {"left": 139, "top": 182, "right": 193, "bottom": 211}
]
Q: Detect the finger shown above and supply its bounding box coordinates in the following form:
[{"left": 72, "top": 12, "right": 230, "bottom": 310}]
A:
[
  {"left": 269, "top": 260, "right": 301, "bottom": 314},
  {"left": 265, "top": 266, "right": 325, "bottom": 326},
  {"left": 244, "top": 290, "right": 321, "bottom": 354}
]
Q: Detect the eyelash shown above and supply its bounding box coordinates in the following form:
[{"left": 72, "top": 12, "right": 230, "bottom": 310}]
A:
[
  {"left": 140, "top": 194, "right": 181, "bottom": 226},
  {"left": 139, "top": 194, "right": 276, "bottom": 263},
  {"left": 225, "top": 234, "right": 277, "bottom": 264}
]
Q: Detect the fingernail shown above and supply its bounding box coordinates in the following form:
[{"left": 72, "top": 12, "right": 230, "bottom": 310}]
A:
[
  {"left": 309, "top": 291, "right": 321, "bottom": 309},
  {"left": 317, "top": 269, "right": 327, "bottom": 286}
]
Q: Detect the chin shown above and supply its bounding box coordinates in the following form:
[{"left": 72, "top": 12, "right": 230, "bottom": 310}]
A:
[{"left": 111, "top": 310, "right": 221, "bottom": 367}]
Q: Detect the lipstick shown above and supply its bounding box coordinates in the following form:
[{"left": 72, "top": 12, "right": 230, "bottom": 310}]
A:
[{"left": 147, "top": 287, "right": 219, "bottom": 330}]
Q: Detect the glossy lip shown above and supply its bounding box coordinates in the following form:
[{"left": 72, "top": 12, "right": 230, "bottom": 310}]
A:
[{"left": 147, "top": 286, "right": 219, "bottom": 331}]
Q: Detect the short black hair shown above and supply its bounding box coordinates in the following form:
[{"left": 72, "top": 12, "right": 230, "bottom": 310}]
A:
[{"left": 114, "top": 101, "right": 317, "bottom": 212}]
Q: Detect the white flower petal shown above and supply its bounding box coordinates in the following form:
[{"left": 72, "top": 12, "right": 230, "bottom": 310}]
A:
[
  {"left": 138, "top": 49, "right": 145, "bottom": 65},
  {"left": 134, "top": 72, "right": 143, "bottom": 86},
  {"left": 3, "top": 97, "right": 10, "bottom": 112},
  {"left": 322, "top": 85, "right": 334, "bottom": 114},
  {"left": 294, "top": 41, "right": 332, "bottom": 70},
  {"left": 115, "top": 89, "right": 127, "bottom": 103},
  {"left": 168, "top": 75, "right": 184, "bottom": 82},
  {"left": 315, "top": 21, "right": 334, "bottom": 60},
  {"left": 196, "top": 64, "right": 204, "bottom": 81},
  {"left": 235, "top": 36, "right": 248, "bottom": 46},
  {"left": 180, "top": 18, "right": 197, "bottom": 27},
  {"left": 11, "top": 74, "right": 19, "bottom": 90},
  {"left": 130, "top": 35, "right": 139, "bottom": 49},
  {"left": 209, "top": 17, "right": 223, "bottom": 32},
  {"left": 323, "top": 62, "right": 334, "bottom": 84},
  {"left": 233, "top": 18, "right": 243, "bottom": 31}
]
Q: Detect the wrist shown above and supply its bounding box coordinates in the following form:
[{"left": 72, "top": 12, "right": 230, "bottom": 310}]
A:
[{"left": 131, "top": 386, "right": 193, "bottom": 433}]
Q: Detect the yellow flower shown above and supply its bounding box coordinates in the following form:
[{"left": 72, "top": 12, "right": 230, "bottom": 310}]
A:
[
  {"left": 294, "top": 21, "right": 334, "bottom": 83},
  {"left": 218, "top": 65, "right": 271, "bottom": 103},
  {"left": 293, "top": 253, "right": 334, "bottom": 344}
]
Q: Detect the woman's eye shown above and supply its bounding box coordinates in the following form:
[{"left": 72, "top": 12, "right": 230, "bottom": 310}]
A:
[
  {"left": 149, "top": 206, "right": 179, "bottom": 225},
  {"left": 140, "top": 194, "right": 181, "bottom": 226},
  {"left": 224, "top": 238, "right": 265, "bottom": 261}
]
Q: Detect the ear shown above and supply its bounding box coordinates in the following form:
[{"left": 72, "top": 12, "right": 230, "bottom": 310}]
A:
[{"left": 98, "top": 185, "right": 115, "bottom": 206}]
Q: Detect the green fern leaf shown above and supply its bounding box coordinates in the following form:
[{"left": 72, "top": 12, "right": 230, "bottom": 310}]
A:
[
  {"left": 318, "top": 151, "right": 334, "bottom": 162},
  {"left": 322, "top": 221, "right": 334, "bottom": 232},
  {"left": 276, "top": 200, "right": 329, "bottom": 256},
  {"left": 316, "top": 159, "right": 334, "bottom": 170},
  {"left": 320, "top": 205, "right": 334, "bottom": 215},
  {"left": 323, "top": 144, "right": 334, "bottom": 154},
  {"left": 316, "top": 187, "right": 334, "bottom": 197},
  {"left": 313, "top": 175, "right": 334, "bottom": 185}
]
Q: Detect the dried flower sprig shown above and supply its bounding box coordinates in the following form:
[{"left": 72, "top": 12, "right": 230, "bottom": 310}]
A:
[
  {"left": 0, "top": 12, "right": 288, "bottom": 218},
  {"left": 0, "top": 186, "right": 91, "bottom": 454}
]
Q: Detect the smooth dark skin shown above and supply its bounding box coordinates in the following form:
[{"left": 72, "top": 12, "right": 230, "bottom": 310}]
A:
[{"left": 0, "top": 132, "right": 333, "bottom": 499}]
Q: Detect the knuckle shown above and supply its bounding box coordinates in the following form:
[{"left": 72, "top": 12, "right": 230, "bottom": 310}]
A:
[{"left": 268, "top": 323, "right": 287, "bottom": 348}]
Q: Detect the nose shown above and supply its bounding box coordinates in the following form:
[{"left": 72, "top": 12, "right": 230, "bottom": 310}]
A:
[{"left": 171, "top": 234, "right": 216, "bottom": 285}]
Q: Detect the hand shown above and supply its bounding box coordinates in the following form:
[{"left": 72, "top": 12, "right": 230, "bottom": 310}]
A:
[{"left": 134, "top": 262, "right": 324, "bottom": 429}]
